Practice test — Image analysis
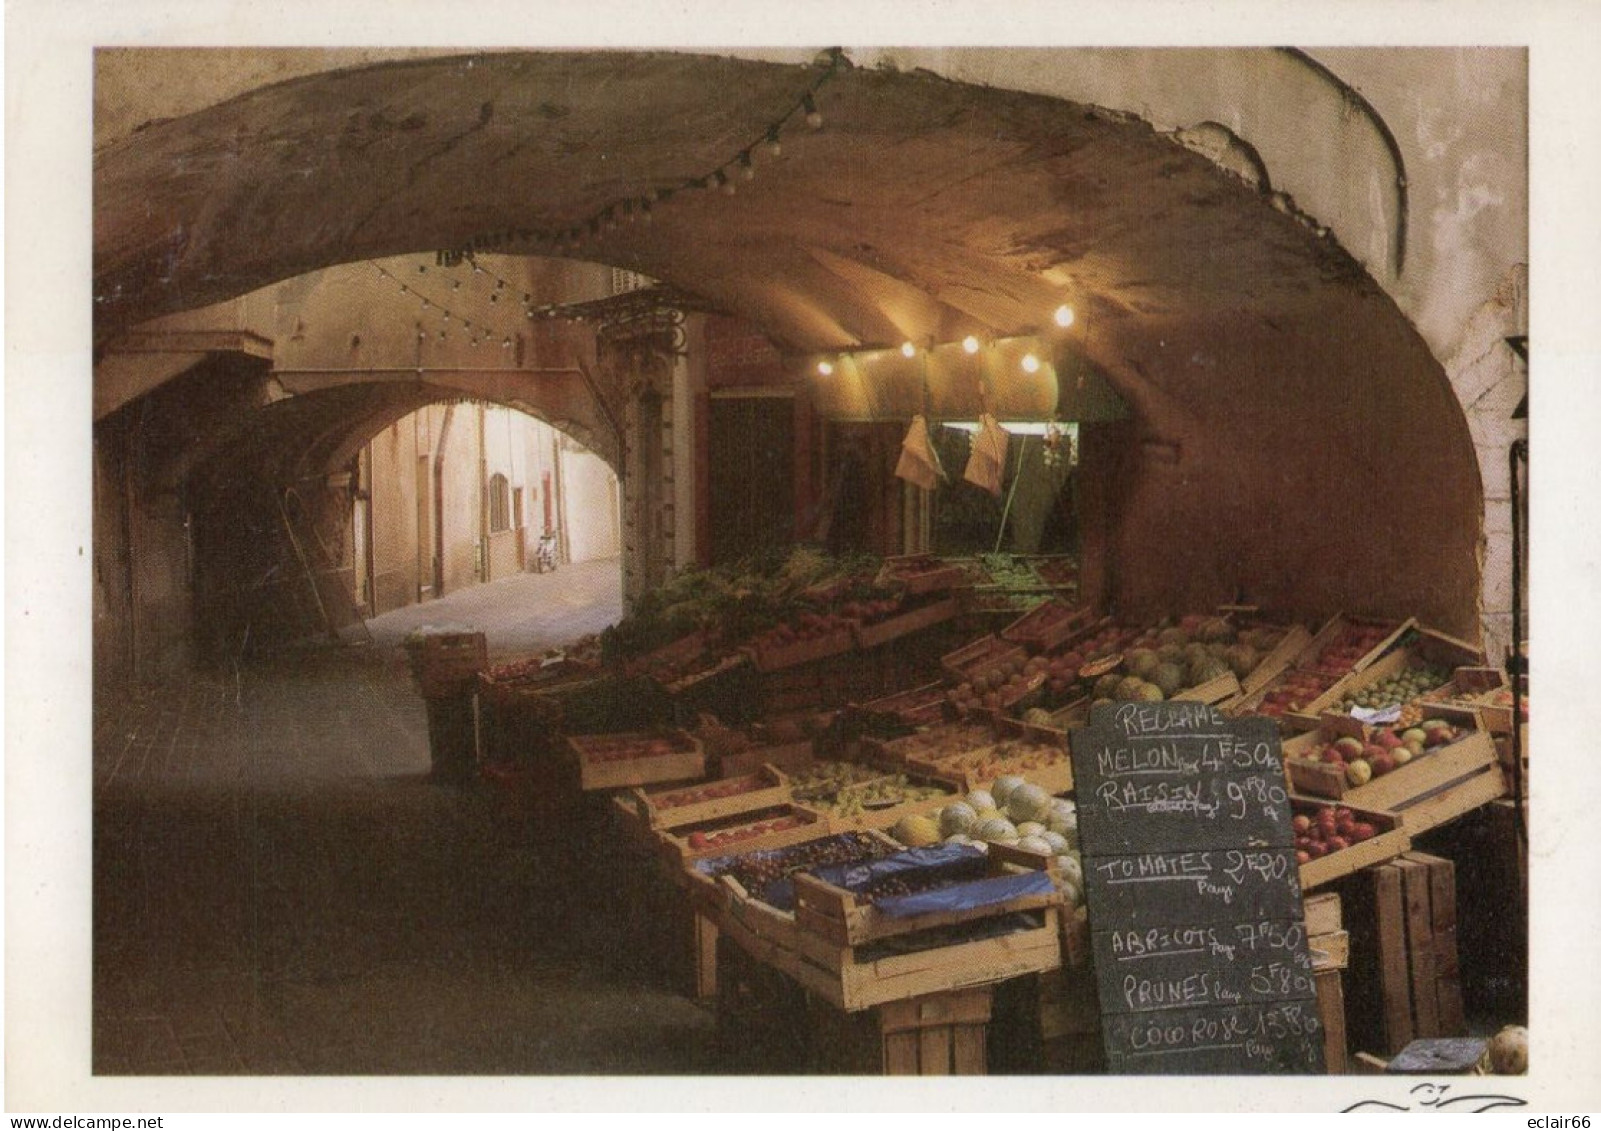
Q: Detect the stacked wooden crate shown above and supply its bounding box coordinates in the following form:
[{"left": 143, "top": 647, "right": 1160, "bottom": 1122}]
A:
[{"left": 1342, "top": 851, "right": 1466, "bottom": 1056}]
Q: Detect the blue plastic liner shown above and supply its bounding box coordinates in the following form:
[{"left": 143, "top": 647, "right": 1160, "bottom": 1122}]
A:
[
  {"left": 690, "top": 833, "right": 893, "bottom": 912},
  {"left": 805, "top": 843, "right": 1057, "bottom": 919},
  {"left": 872, "top": 869, "right": 1056, "bottom": 919}
]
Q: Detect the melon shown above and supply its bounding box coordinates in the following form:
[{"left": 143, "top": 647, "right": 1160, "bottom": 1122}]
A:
[
  {"left": 893, "top": 813, "right": 941, "bottom": 848},
  {"left": 1093, "top": 673, "right": 1123, "bottom": 700},
  {"left": 977, "top": 818, "right": 1018, "bottom": 843},
  {"left": 1115, "top": 675, "right": 1147, "bottom": 701},
  {"left": 939, "top": 801, "right": 980, "bottom": 839},
  {"left": 1224, "top": 644, "right": 1260, "bottom": 679},
  {"left": 990, "top": 775, "right": 1026, "bottom": 806},
  {"left": 1059, "top": 878, "right": 1083, "bottom": 908},
  {"left": 1189, "top": 655, "right": 1231, "bottom": 685},
  {"left": 1016, "top": 835, "right": 1054, "bottom": 856},
  {"left": 1134, "top": 681, "right": 1165, "bottom": 702},
  {"left": 1015, "top": 821, "right": 1046, "bottom": 839},
  {"left": 1156, "top": 643, "right": 1186, "bottom": 665},
  {"left": 1157, "top": 627, "right": 1189, "bottom": 648},
  {"left": 965, "top": 789, "right": 996, "bottom": 813},
  {"left": 1152, "top": 662, "right": 1185, "bottom": 698},
  {"left": 943, "top": 832, "right": 976, "bottom": 846},
  {"left": 1197, "top": 617, "right": 1235, "bottom": 644},
  {"left": 1054, "top": 854, "right": 1085, "bottom": 889},
  {"left": 1126, "top": 648, "right": 1160, "bottom": 679},
  {"left": 1007, "top": 783, "right": 1052, "bottom": 824},
  {"left": 1041, "top": 830, "right": 1070, "bottom": 855}
]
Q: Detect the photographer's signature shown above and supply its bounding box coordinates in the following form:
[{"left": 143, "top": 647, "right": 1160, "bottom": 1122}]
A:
[{"left": 1343, "top": 1082, "right": 1528, "bottom": 1113}]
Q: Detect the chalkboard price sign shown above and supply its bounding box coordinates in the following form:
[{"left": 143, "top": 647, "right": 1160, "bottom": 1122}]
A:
[{"left": 1071, "top": 701, "right": 1323, "bottom": 1075}]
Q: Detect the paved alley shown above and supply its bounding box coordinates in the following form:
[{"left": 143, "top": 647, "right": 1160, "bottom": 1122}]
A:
[{"left": 92, "top": 566, "right": 717, "bottom": 1076}]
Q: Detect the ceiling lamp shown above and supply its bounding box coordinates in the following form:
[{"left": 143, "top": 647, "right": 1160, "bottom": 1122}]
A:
[
  {"left": 1053, "top": 304, "right": 1076, "bottom": 328},
  {"left": 1021, "top": 352, "right": 1041, "bottom": 374},
  {"left": 817, "top": 359, "right": 834, "bottom": 376},
  {"left": 901, "top": 341, "right": 917, "bottom": 358},
  {"left": 962, "top": 335, "right": 981, "bottom": 354}
]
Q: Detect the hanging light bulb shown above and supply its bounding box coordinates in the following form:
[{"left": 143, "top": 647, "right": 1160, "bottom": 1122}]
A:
[
  {"left": 901, "top": 341, "right": 916, "bottom": 358},
  {"left": 802, "top": 92, "right": 823, "bottom": 130},
  {"left": 502, "top": 336, "right": 512, "bottom": 350},
  {"left": 1053, "top": 304, "right": 1075, "bottom": 328},
  {"left": 962, "top": 335, "right": 981, "bottom": 354},
  {"left": 739, "top": 150, "right": 756, "bottom": 181},
  {"left": 764, "top": 125, "right": 783, "bottom": 158},
  {"left": 817, "top": 359, "right": 834, "bottom": 377},
  {"left": 1021, "top": 352, "right": 1041, "bottom": 374}
]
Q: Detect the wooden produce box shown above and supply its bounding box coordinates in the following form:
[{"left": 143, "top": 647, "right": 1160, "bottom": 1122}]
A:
[
  {"left": 1284, "top": 709, "right": 1499, "bottom": 813},
  {"left": 791, "top": 847, "right": 1064, "bottom": 949},
  {"left": 805, "top": 768, "right": 967, "bottom": 835},
  {"left": 630, "top": 763, "right": 792, "bottom": 829},
  {"left": 621, "top": 628, "right": 710, "bottom": 680},
  {"left": 748, "top": 626, "right": 857, "bottom": 673},
  {"left": 1343, "top": 852, "right": 1467, "bottom": 1056},
  {"left": 1000, "top": 599, "right": 1094, "bottom": 655},
  {"left": 879, "top": 714, "right": 1073, "bottom": 794},
  {"left": 808, "top": 987, "right": 995, "bottom": 1075},
  {"left": 1419, "top": 667, "right": 1517, "bottom": 733},
  {"left": 657, "top": 803, "right": 829, "bottom": 868},
  {"left": 878, "top": 555, "right": 969, "bottom": 596},
  {"left": 1292, "top": 631, "right": 1483, "bottom": 725},
  {"left": 406, "top": 630, "right": 488, "bottom": 698},
  {"left": 940, "top": 634, "right": 1043, "bottom": 712},
  {"left": 1295, "top": 799, "right": 1411, "bottom": 891},
  {"left": 857, "top": 682, "right": 955, "bottom": 728},
  {"left": 569, "top": 728, "right": 706, "bottom": 791},
  {"left": 784, "top": 851, "right": 1064, "bottom": 1011},
  {"left": 853, "top": 595, "right": 962, "bottom": 651},
  {"left": 1298, "top": 614, "right": 1417, "bottom": 676},
  {"left": 477, "top": 655, "right": 600, "bottom": 710},
  {"left": 1303, "top": 890, "right": 1343, "bottom": 938},
  {"left": 716, "top": 737, "right": 816, "bottom": 780},
  {"left": 1240, "top": 623, "right": 1315, "bottom": 695},
  {"left": 1171, "top": 669, "right": 1242, "bottom": 704}
]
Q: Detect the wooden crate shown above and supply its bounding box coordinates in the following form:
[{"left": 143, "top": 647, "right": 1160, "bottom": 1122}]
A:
[
  {"left": 1315, "top": 968, "right": 1349, "bottom": 1075},
  {"left": 748, "top": 626, "right": 857, "bottom": 673},
  {"left": 1296, "top": 800, "right": 1411, "bottom": 890},
  {"left": 630, "top": 763, "right": 791, "bottom": 829},
  {"left": 1171, "top": 669, "right": 1242, "bottom": 704},
  {"left": 1343, "top": 853, "right": 1466, "bottom": 1056},
  {"left": 1284, "top": 711, "right": 1498, "bottom": 811},
  {"left": 621, "top": 628, "right": 710, "bottom": 680},
  {"left": 893, "top": 713, "right": 1074, "bottom": 795},
  {"left": 792, "top": 848, "right": 1062, "bottom": 947},
  {"left": 1240, "top": 623, "right": 1315, "bottom": 695},
  {"left": 407, "top": 630, "right": 488, "bottom": 697},
  {"left": 941, "top": 634, "right": 1029, "bottom": 686},
  {"left": 1419, "top": 667, "right": 1517, "bottom": 733},
  {"left": 1295, "top": 637, "right": 1479, "bottom": 723},
  {"left": 1000, "top": 599, "right": 1093, "bottom": 655},
  {"left": 569, "top": 728, "right": 706, "bottom": 791},
  {"left": 789, "top": 904, "right": 1063, "bottom": 1012},
  {"left": 1298, "top": 614, "right": 1417, "bottom": 675},
  {"left": 856, "top": 682, "right": 955, "bottom": 728},
  {"left": 657, "top": 803, "right": 829, "bottom": 868},
  {"left": 808, "top": 768, "right": 966, "bottom": 834},
  {"left": 1304, "top": 890, "right": 1343, "bottom": 937},
  {"left": 853, "top": 595, "right": 962, "bottom": 651},
  {"left": 716, "top": 737, "right": 816, "bottom": 779},
  {"left": 1387, "top": 760, "right": 1507, "bottom": 838},
  {"left": 807, "top": 986, "right": 994, "bottom": 1075},
  {"left": 878, "top": 555, "right": 971, "bottom": 596}
]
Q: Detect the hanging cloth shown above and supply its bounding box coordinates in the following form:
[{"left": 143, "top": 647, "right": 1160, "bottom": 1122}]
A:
[
  {"left": 894, "top": 414, "right": 942, "bottom": 491},
  {"left": 963, "top": 413, "right": 1009, "bottom": 496}
]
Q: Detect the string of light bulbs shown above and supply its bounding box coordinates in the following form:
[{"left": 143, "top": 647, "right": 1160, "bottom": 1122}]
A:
[
  {"left": 814, "top": 303, "right": 1078, "bottom": 378},
  {"left": 441, "top": 47, "right": 847, "bottom": 262},
  {"left": 373, "top": 261, "right": 534, "bottom": 351}
]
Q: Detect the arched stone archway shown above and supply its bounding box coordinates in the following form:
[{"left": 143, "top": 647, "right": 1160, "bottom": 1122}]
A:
[{"left": 92, "top": 47, "right": 1524, "bottom": 673}]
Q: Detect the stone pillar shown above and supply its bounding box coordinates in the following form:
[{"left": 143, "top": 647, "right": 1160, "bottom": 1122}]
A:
[
  {"left": 1444, "top": 264, "right": 1528, "bottom": 665},
  {"left": 601, "top": 317, "right": 685, "bottom": 608}
]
